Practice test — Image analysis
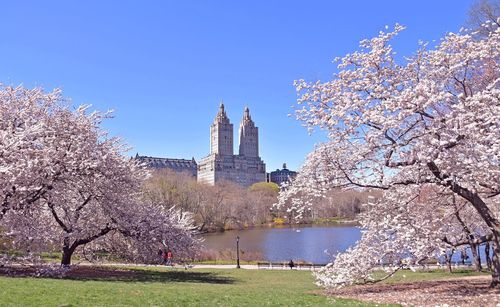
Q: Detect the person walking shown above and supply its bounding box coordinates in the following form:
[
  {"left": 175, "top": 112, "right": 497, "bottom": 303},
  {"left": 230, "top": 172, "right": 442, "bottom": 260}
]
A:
[
  {"left": 158, "top": 248, "right": 164, "bottom": 265},
  {"left": 162, "top": 249, "right": 169, "bottom": 266},
  {"left": 166, "top": 250, "right": 173, "bottom": 266}
]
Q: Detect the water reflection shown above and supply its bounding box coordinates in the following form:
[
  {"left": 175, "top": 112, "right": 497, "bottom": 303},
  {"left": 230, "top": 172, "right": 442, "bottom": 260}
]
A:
[
  {"left": 202, "top": 224, "right": 361, "bottom": 264},
  {"left": 203, "top": 225, "right": 493, "bottom": 265}
]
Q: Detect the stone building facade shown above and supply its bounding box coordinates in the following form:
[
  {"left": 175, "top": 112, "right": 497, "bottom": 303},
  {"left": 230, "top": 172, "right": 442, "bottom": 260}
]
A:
[
  {"left": 135, "top": 154, "right": 197, "bottom": 177},
  {"left": 267, "top": 163, "right": 297, "bottom": 186},
  {"left": 197, "top": 104, "right": 266, "bottom": 187}
]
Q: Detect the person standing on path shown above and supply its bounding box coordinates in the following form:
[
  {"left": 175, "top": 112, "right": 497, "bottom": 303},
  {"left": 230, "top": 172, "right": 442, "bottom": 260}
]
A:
[{"left": 166, "top": 250, "right": 173, "bottom": 266}]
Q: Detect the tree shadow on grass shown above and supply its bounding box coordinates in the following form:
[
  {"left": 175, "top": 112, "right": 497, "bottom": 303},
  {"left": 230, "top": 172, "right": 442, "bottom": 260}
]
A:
[{"left": 0, "top": 266, "right": 237, "bottom": 285}]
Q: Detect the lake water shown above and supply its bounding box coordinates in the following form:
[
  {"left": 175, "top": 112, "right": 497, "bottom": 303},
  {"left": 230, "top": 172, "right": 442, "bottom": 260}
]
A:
[
  {"left": 202, "top": 224, "right": 492, "bottom": 265},
  {"left": 202, "top": 224, "right": 361, "bottom": 264}
]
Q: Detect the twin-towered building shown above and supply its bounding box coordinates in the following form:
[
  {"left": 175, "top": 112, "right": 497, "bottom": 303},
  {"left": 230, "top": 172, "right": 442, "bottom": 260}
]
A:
[
  {"left": 136, "top": 103, "right": 267, "bottom": 187},
  {"left": 197, "top": 103, "right": 266, "bottom": 186}
]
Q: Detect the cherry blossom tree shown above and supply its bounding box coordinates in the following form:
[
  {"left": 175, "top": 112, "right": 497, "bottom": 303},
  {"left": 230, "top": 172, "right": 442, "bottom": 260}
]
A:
[
  {"left": 0, "top": 85, "right": 201, "bottom": 266},
  {"left": 97, "top": 204, "right": 200, "bottom": 264},
  {"left": 0, "top": 86, "right": 64, "bottom": 219},
  {"left": 277, "top": 25, "right": 500, "bottom": 287},
  {"left": 311, "top": 182, "right": 490, "bottom": 288}
]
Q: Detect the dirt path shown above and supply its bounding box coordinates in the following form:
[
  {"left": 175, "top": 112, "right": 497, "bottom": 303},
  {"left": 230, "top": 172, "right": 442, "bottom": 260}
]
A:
[{"left": 330, "top": 275, "right": 499, "bottom": 307}]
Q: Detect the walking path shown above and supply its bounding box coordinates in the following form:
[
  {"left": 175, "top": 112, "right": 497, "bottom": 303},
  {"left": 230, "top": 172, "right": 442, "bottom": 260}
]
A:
[
  {"left": 103, "top": 263, "right": 320, "bottom": 270},
  {"left": 103, "top": 262, "right": 477, "bottom": 271}
]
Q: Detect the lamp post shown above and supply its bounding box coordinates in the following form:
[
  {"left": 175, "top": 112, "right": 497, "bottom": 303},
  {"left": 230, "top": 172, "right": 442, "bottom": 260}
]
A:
[{"left": 236, "top": 236, "right": 241, "bottom": 269}]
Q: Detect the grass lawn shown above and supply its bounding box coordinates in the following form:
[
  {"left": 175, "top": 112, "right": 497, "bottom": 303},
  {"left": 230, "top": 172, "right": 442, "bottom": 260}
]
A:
[
  {"left": 0, "top": 266, "right": 388, "bottom": 307},
  {"left": 0, "top": 266, "right": 486, "bottom": 307},
  {"left": 384, "top": 268, "right": 491, "bottom": 284},
  {"left": 374, "top": 268, "right": 488, "bottom": 284}
]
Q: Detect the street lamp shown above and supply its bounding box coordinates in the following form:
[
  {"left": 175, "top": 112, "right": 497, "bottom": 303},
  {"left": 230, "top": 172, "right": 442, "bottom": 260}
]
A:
[{"left": 236, "top": 236, "right": 241, "bottom": 269}]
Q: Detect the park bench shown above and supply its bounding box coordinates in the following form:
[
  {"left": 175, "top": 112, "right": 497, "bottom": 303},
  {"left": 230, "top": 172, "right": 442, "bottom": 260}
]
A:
[
  {"left": 295, "top": 263, "right": 314, "bottom": 270},
  {"left": 257, "top": 262, "right": 271, "bottom": 269},
  {"left": 256, "top": 261, "right": 289, "bottom": 269},
  {"left": 257, "top": 261, "right": 324, "bottom": 270}
]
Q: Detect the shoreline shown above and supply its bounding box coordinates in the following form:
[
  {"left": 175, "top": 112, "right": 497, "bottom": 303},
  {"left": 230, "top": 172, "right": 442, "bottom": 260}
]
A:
[{"left": 198, "top": 218, "right": 359, "bottom": 235}]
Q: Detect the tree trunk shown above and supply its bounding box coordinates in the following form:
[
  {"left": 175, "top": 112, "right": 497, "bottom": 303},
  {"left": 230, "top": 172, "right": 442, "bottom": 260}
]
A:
[
  {"left": 61, "top": 239, "right": 76, "bottom": 267},
  {"left": 61, "top": 248, "right": 74, "bottom": 266},
  {"left": 447, "top": 260, "right": 453, "bottom": 273},
  {"left": 444, "top": 251, "right": 453, "bottom": 273},
  {"left": 470, "top": 243, "right": 482, "bottom": 271},
  {"left": 59, "top": 225, "right": 113, "bottom": 267},
  {"left": 426, "top": 161, "right": 500, "bottom": 287},
  {"left": 485, "top": 242, "right": 492, "bottom": 271},
  {"left": 444, "top": 249, "right": 455, "bottom": 273},
  {"left": 491, "top": 241, "right": 500, "bottom": 288},
  {"left": 477, "top": 245, "right": 482, "bottom": 270}
]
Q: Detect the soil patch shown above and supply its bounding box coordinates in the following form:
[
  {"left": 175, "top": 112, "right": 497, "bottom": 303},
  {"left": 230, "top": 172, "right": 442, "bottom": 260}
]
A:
[{"left": 331, "top": 276, "right": 499, "bottom": 307}]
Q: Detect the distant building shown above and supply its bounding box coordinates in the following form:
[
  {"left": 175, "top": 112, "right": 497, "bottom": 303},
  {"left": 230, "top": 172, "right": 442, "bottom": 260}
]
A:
[
  {"left": 135, "top": 154, "right": 197, "bottom": 177},
  {"left": 268, "top": 163, "right": 297, "bottom": 186},
  {"left": 197, "top": 103, "right": 266, "bottom": 187}
]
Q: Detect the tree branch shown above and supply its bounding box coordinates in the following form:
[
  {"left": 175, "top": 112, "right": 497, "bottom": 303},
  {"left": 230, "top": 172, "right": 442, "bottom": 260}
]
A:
[
  {"left": 73, "top": 224, "right": 114, "bottom": 247},
  {"left": 442, "top": 233, "right": 493, "bottom": 247},
  {"left": 47, "top": 202, "right": 71, "bottom": 233}
]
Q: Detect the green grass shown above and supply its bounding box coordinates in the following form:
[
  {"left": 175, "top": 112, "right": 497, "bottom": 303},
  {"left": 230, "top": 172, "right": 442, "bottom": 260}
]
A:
[
  {"left": 311, "top": 217, "right": 356, "bottom": 225},
  {"left": 374, "top": 268, "right": 488, "bottom": 284},
  {"left": 0, "top": 266, "right": 483, "bottom": 306},
  {"left": 0, "top": 267, "right": 386, "bottom": 307}
]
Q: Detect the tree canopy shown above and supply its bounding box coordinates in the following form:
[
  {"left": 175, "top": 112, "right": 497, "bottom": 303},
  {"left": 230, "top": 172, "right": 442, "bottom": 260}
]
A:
[
  {"left": 0, "top": 86, "right": 200, "bottom": 266},
  {"left": 277, "top": 25, "right": 500, "bottom": 287}
]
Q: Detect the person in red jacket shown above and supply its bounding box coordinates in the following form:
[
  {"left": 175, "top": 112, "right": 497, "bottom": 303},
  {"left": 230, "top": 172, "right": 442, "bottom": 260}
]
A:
[{"left": 166, "top": 250, "right": 173, "bottom": 266}]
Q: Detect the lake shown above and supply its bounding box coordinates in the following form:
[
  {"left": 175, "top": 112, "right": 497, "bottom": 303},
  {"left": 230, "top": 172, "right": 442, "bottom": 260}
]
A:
[{"left": 202, "top": 224, "right": 361, "bottom": 264}]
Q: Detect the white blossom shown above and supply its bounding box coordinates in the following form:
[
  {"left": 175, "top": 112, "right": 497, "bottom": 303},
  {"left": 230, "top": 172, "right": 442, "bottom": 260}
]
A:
[{"left": 277, "top": 25, "right": 500, "bottom": 288}]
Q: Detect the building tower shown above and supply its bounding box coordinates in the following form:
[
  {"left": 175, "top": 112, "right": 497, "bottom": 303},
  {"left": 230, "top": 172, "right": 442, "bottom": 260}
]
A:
[
  {"left": 238, "top": 107, "right": 259, "bottom": 157},
  {"left": 198, "top": 103, "right": 266, "bottom": 186},
  {"left": 210, "top": 102, "right": 233, "bottom": 156}
]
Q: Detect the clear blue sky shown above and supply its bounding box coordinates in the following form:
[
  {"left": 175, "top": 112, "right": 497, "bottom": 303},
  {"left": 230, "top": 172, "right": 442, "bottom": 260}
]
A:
[{"left": 1, "top": 1, "right": 473, "bottom": 171}]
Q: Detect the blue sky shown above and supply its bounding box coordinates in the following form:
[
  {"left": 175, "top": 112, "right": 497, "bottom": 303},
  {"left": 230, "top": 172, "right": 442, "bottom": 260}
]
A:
[{"left": 1, "top": 1, "right": 472, "bottom": 171}]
